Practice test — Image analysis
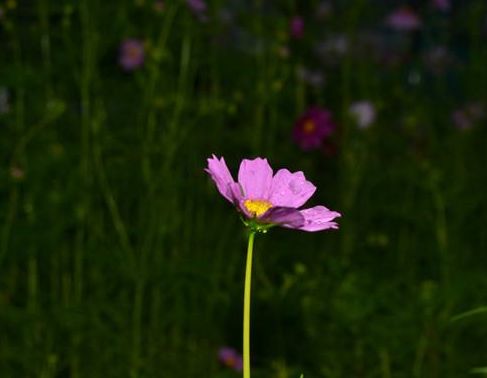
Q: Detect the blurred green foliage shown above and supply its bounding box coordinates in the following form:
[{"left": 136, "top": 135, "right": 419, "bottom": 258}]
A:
[{"left": 1, "top": 0, "right": 487, "bottom": 377}]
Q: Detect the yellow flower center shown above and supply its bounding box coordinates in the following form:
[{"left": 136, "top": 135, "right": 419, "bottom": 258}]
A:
[
  {"left": 243, "top": 199, "right": 273, "bottom": 217},
  {"left": 303, "top": 120, "right": 316, "bottom": 134}
]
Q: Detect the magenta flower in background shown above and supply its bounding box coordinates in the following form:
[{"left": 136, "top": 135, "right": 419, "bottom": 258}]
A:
[
  {"left": 293, "top": 106, "right": 337, "bottom": 151},
  {"left": 290, "top": 16, "right": 304, "bottom": 39},
  {"left": 206, "top": 156, "right": 340, "bottom": 232},
  {"left": 386, "top": 7, "right": 422, "bottom": 31},
  {"left": 218, "top": 347, "right": 243, "bottom": 372},
  {"left": 186, "top": 0, "right": 207, "bottom": 20},
  {"left": 119, "top": 38, "right": 145, "bottom": 71},
  {"left": 349, "top": 101, "right": 376, "bottom": 129},
  {"left": 432, "top": 0, "right": 450, "bottom": 11}
]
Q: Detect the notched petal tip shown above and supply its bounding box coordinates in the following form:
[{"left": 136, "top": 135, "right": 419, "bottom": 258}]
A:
[
  {"left": 206, "top": 155, "right": 237, "bottom": 203},
  {"left": 298, "top": 205, "right": 341, "bottom": 232}
]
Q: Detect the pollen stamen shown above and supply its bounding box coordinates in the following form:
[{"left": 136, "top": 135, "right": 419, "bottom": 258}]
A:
[
  {"left": 243, "top": 199, "right": 273, "bottom": 217},
  {"left": 303, "top": 120, "right": 317, "bottom": 134}
]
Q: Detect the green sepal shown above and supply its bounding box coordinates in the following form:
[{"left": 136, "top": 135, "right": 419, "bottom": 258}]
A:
[{"left": 241, "top": 216, "right": 277, "bottom": 234}]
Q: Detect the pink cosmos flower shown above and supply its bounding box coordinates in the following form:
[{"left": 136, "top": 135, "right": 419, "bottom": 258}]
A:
[
  {"left": 119, "top": 38, "right": 145, "bottom": 71},
  {"left": 218, "top": 347, "right": 243, "bottom": 372},
  {"left": 386, "top": 7, "right": 422, "bottom": 32},
  {"left": 293, "top": 106, "right": 337, "bottom": 151},
  {"left": 205, "top": 155, "right": 341, "bottom": 232},
  {"left": 290, "top": 16, "right": 304, "bottom": 39}
]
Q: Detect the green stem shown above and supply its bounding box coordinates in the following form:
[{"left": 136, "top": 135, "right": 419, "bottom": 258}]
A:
[{"left": 243, "top": 231, "right": 256, "bottom": 378}]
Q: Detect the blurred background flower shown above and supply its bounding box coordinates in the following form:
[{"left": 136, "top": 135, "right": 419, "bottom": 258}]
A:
[
  {"left": 452, "top": 102, "right": 485, "bottom": 130},
  {"left": 385, "top": 7, "right": 422, "bottom": 31},
  {"left": 432, "top": 0, "right": 450, "bottom": 12},
  {"left": 119, "top": 38, "right": 145, "bottom": 71},
  {"left": 290, "top": 15, "right": 305, "bottom": 39},
  {"left": 293, "top": 106, "right": 337, "bottom": 151},
  {"left": 349, "top": 101, "right": 376, "bottom": 129},
  {"left": 296, "top": 66, "right": 325, "bottom": 88},
  {"left": 314, "top": 34, "right": 349, "bottom": 64},
  {"left": 316, "top": 1, "right": 333, "bottom": 20},
  {"left": 153, "top": 0, "right": 164, "bottom": 13},
  {"left": 187, "top": 0, "right": 208, "bottom": 21},
  {"left": 9, "top": 165, "right": 25, "bottom": 180},
  {"left": 218, "top": 347, "right": 243, "bottom": 372},
  {"left": 422, "top": 45, "right": 455, "bottom": 75}
]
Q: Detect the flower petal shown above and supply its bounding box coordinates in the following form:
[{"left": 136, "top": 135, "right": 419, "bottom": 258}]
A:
[
  {"left": 269, "top": 169, "right": 316, "bottom": 208},
  {"left": 237, "top": 158, "right": 273, "bottom": 200},
  {"left": 295, "top": 205, "right": 341, "bottom": 232},
  {"left": 260, "top": 206, "right": 305, "bottom": 228},
  {"left": 205, "top": 155, "right": 238, "bottom": 203}
]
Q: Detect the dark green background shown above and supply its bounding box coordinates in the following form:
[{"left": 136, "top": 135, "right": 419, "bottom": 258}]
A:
[{"left": 1, "top": 1, "right": 487, "bottom": 377}]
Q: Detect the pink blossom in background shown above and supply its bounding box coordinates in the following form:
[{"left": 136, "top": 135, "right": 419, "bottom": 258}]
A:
[
  {"left": 218, "top": 347, "right": 243, "bottom": 372},
  {"left": 290, "top": 16, "right": 305, "bottom": 39},
  {"left": 119, "top": 38, "right": 145, "bottom": 71},
  {"left": 205, "top": 156, "right": 341, "bottom": 232},
  {"left": 452, "top": 103, "right": 485, "bottom": 130},
  {"left": 386, "top": 7, "right": 422, "bottom": 31},
  {"left": 349, "top": 101, "right": 376, "bottom": 129},
  {"left": 186, "top": 0, "right": 207, "bottom": 15},
  {"left": 293, "top": 106, "right": 337, "bottom": 151},
  {"left": 432, "top": 0, "right": 450, "bottom": 11}
]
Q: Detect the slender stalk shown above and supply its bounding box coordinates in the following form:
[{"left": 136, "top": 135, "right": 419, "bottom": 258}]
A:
[{"left": 243, "top": 231, "right": 256, "bottom": 378}]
